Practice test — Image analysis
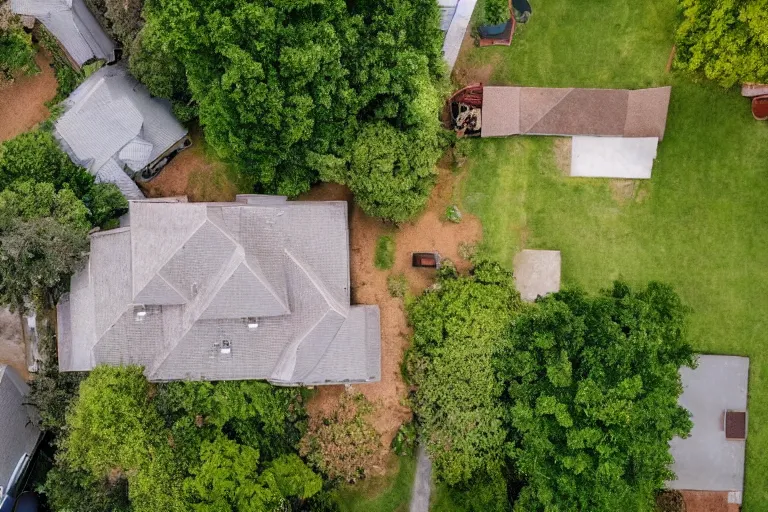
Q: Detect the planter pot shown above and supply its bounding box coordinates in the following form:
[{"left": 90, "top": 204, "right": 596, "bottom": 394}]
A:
[
  {"left": 479, "top": 21, "right": 508, "bottom": 36},
  {"left": 752, "top": 96, "right": 768, "bottom": 121}
]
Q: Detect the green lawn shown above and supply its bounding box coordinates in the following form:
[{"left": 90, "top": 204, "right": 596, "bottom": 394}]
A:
[
  {"left": 456, "top": 0, "right": 768, "bottom": 509},
  {"left": 334, "top": 455, "right": 417, "bottom": 512}
]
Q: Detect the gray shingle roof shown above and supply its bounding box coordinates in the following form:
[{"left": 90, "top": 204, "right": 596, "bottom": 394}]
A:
[
  {"left": 54, "top": 64, "right": 189, "bottom": 200},
  {"left": 56, "top": 197, "right": 381, "bottom": 385},
  {"left": 0, "top": 365, "right": 41, "bottom": 499},
  {"left": 10, "top": 0, "right": 116, "bottom": 66}
]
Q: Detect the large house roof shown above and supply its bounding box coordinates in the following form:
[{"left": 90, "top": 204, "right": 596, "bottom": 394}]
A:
[
  {"left": 11, "top": 0, "right": 116, "bottom": 66},
  {"left": 56, "top": 196, "right": 381, "bottom": 386},
  {"left": 0, "top": 365, "right": 40, "bottom": 500},
  {"left": 54, "top": 64, "right": 188, "bottom": 200},
  {"left": 481, "top": 86, "right": 672, "bottom": 139}
]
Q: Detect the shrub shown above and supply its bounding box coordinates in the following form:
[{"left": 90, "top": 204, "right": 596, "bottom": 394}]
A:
[
  {"left": 299, "top": 392, "right": 382, "bottom": 482},
  {"left": 458, "top": 241, "right": 476, "bottom": 261},
  {"left": 0, "top": 7, "right": 38, "bottom": 81},
  {"left": 375, "top": 235, "right": 396, "bottom": 270},
  {"left": 481, "top": 0, "right": 509, "bottom": 26},
  {"left": 387, "top": 273, "right": 409, "bottom": 298},
  {"left": 391, "top": 421, "right": 417, "bottom": 456},
  {"left": 656, "top": 490, "right": 686, "bottom": 512},
  {"left": 445, "top": 204, "right": 462, "bottom": 223}
]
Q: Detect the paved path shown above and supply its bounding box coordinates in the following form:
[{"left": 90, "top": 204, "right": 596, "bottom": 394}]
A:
[{"left": 410, "top": 445, "right": 432, "bottom": 512}]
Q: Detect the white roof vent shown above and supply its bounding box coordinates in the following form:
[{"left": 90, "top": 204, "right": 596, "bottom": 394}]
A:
[
  {"left": 220, "top": 340, "right": 231, "bottom": 355},
  {"left": 134, "top": 305, "right": 146, "bottom": 321}
]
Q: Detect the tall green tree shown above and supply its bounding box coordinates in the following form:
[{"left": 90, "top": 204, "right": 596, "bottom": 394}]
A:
[
  {"left": 497, "top": 283, "right": 695, "bottom": 512},
  {"left": 407, "top": 261, "right": 522, "bottom": 485},
  {"left": 676, "top": 0, "right": 768, "bottom": 86},
  {"left": 0, "top": 130, "right": 94, "bottom": 196},
  {"left": 46, "top": 366, "right": 323, "bottom": 512},
  {"left": 0, "top": 181, "right": 90, "bottom": 312},
  {"left": 135, "top": 0, "right": 445, "bottom": 220}
]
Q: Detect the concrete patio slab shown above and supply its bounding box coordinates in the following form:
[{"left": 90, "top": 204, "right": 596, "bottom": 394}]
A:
[
  {"left": 513, "top": 250, "right": 561, "bottom": 302},
  {"left": 668, "top": 355, "right": 749, "bottom": 499},
  {"left": 570, "top": 136, "right": 658, "bottom": 179}
]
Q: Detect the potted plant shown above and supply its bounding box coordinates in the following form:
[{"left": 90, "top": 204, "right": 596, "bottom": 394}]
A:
[{"left": 479, "top": 0, "right": 510, "bottom": 35}]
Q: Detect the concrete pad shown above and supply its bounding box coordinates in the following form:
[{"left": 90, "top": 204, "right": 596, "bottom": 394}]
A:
[
  {"left": 441, "top": 0, "right": 477, "bottom": 71},
  {"left": 667, "top": 355, "right": 749, "bottom": 494},
  {"left": 513, "top": 250, "right": 561, "bottom": 302},
  {"left": 570, "top": 136, "right": 658, "bottom": 179}
]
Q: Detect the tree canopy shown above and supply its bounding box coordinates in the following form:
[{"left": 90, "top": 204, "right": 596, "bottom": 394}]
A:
[
  {"left": 498, "top": 283, "right": 695, "bottom": 511},
  {"left": 47, "top": 366, "right": 325, "bottom": 512},
  {"left": 134, "top": 0, "right": 445, "bottom": 220},
  {"left": 0, "top": 181, "right": 90, "bottom": 312},
  {"left": 676, "top": 0, "right": 768, "bottom": 86},
  {"left": 407, "top": 263, "right": 696, "bottom": 511},
  {"left": 407, "top": 261, "right": 522, "bottom": 485}
]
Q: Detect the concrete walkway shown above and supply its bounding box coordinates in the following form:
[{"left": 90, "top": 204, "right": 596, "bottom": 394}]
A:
[{"left": 410, "top": 445, "right": 433, "bottom": 512}]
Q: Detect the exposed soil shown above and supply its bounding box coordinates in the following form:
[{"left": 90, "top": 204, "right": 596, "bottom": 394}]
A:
[
  {"left": 680, "top": 490, "right": 740, "bottom": 512},
  {"left": 303, "top": 165, "right": 482, "bottom": 473},
  {"left": 610, "top": 179, "right": 639, "bottom": 204},
  {"left": 451, "top": 29, "right": 502, "bottom": 87},
  {"left": 552, "top": 137, "right": 572, "bottom": 175},
  {"left": 0, "top": 308, "right": 28, "bottom": 380},
  {"left": 140, "top": 128, "right": 244, "bottom": 202},
  {"left": 0, "top": 49, "right": 57, "bottom": 143}
]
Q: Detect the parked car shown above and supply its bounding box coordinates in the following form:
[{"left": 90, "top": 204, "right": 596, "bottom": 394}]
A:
[{"left": 412, "top": 252, "right": 441, "bottom": 268}]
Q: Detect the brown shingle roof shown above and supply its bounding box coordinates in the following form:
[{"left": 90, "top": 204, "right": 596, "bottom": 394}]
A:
[{"left": 482, "top": 86, "right": 671, "bottom": 140}]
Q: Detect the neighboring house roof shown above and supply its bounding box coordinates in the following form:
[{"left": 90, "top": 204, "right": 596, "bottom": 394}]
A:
[
  {"left": 0, "top": 365, "right": 41, "bottom": 499},
  {"left": 54, "top": 64, "right": 189, "bottom": 200},
  {"left": 481, "top": 86, "right": 672, "bottom": 139},
  {"left": 57, "top": 196, "right": 381, "bottom": 386},
  {"left": 667, "top": 355, "right": 748, "bottom": 501},
  {"left": 10, "top": 0, "right": 116, "bottom": 67}
]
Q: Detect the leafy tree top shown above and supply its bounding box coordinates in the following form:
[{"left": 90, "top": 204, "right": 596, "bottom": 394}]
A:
[
  {"left": 498, "top": 282, "right": 695, "bottom": 512},
  {"left": 676, "top": 0, "right": 768, "bottom": 86}
]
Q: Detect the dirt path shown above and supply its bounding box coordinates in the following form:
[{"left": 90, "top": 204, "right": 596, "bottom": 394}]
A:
[
  {"left": 0, "top": 49, "right": 57, "bottom": 143},
  {"left": 303, "top": 163, "right": 482, "bottom": 474}
]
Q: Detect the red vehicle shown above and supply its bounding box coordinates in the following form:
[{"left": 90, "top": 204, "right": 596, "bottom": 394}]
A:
[{"left": 412, "top": 252, "right": 441, "bottom": 269}]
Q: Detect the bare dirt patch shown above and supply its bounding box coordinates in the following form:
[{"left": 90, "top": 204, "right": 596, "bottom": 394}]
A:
[
  {"left": 0, "top": 49, "right": 57, "bottom": 143},
  {"left": 0, "top": 308, "right": 28, "bottom": 380},
  {"left": 303, "top": 166, "right": 482, "bottom": 473},
  {"left": 680, "top": 490, "right": 740, "bottom": 512},
  {"left": 451, "top": 29, "right": 502, "bottom": 87},
  {"left": 140, "top": 128, "right": 249, "bottom": 202},
  {"left": 609, "top": 179, "right": 639, "bottom": 204},
  {"left": 552, "top": 137, "right": 572, "bottom": 175}
]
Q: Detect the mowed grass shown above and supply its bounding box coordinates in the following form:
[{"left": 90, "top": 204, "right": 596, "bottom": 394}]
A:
[
  {"left": 334, "top": 454, "right": 418, "bottom": 512},
  {"left": 456, "top": 0, "right": 768, "bottom": 509}
]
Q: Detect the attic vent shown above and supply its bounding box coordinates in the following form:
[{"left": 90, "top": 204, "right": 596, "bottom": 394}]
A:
[
  {"left": 725, "top": 410, "right": 747, "bottom": 440},
  {"left": 191, "top": 282, "right": 198, "bottom": 296},
  {"left": 220, "top": 340, "right": 232, "bottom": 355},
  {"left": 247, "top": 318, "right": 259, "bottom": 329},
  {"left": 134, "top": 305, "right": 146, "bottom": 321}
]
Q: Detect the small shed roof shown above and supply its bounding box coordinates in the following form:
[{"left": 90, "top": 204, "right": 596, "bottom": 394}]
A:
[
  {"left": 10, "top": 0, "right": 116, "bottom": 66},
  {"left": 667, "top": 355, "right": 748, "bottom": 498},
  {"left": 481, "top": 86, "right": 672, "bottom": 140}
]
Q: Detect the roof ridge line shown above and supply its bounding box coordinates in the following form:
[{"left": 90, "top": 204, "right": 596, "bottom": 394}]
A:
[
  {"left": 146, "top": 248, "right": 244, "bottom": 379},
  {"left": 523, "top": 87, "right": 574, "bottom": 134},
  {"left": 284, "top": 249, "right": 348, "bottom": 315},
  {"left": 131, "top": 210, "right": 206, "bottom": 300}
]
